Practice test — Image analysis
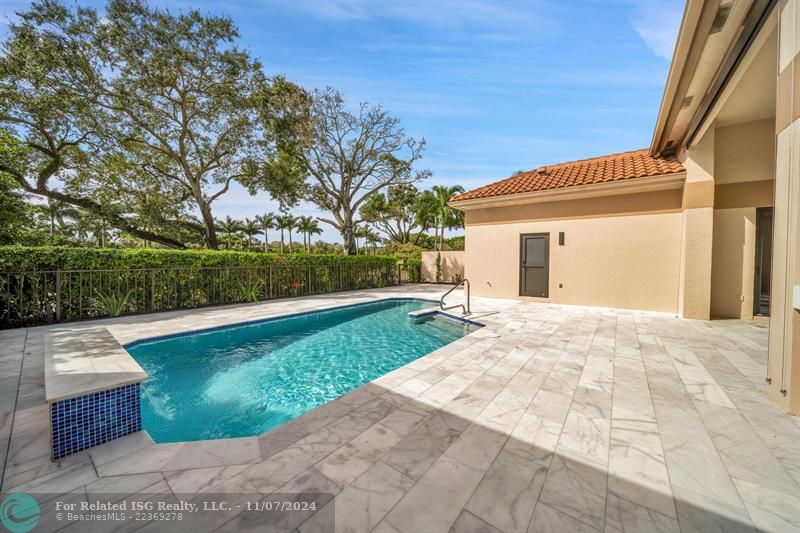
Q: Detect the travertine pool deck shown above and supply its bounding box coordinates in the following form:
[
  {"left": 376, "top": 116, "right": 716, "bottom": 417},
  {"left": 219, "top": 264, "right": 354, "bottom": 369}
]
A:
[{"left": 1, "top": 285, "right": 799, "bottom": 532}]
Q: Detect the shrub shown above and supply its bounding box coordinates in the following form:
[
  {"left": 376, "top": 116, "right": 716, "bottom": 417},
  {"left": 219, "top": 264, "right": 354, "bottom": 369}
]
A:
[
  {"left": 0, "top": 246, "right": 405, "bottom": 327},
  {"left": 0, "top": 246, "right": 397, "bottom": 271},
  {"left": 94, "top": 289, "right": 132, "bottom": 317}
]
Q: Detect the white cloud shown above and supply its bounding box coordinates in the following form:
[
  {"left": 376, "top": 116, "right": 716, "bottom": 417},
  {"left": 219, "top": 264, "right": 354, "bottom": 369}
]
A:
[{"left": 630, "top": 0, "right": 683, "bottom": 60}]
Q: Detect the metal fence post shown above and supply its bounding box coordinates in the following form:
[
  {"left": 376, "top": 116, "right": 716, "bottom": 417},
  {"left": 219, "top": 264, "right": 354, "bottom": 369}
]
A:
[
  {"left": 55, "top": 271, "right": 61, "bottom": 322},
  {"left": 150, "top": 270, "right": 156, "bottom": 311},
  {"left": 219, "top": 268, "right": 224, "bottom": 304}
]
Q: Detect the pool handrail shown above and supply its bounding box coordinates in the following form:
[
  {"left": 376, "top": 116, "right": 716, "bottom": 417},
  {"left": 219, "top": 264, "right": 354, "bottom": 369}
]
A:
[{"left": 440, "top": 279, "right": 471, "bottom": 315}]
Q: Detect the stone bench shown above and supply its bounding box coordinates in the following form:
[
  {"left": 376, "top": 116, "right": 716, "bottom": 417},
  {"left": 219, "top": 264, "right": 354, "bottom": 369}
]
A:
[{"left": 45, "top": 327, "right": 148, "bottom": 460}]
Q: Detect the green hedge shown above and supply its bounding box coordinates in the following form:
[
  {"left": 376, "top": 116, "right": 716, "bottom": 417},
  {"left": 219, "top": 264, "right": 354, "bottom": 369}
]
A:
[
  {"left": 0, "top": 246, "right": 397, "bottom": 271},
  {"left": 0, "top": 247, "right": 407, "bottom": 328}
]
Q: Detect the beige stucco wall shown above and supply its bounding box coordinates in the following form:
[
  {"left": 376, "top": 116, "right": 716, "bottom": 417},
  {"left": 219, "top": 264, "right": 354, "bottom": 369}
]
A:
[
  {"left": 714, "top": 119, "right": 776, "bottom": 184},
  {"left": 420, "top": 251, "right": 465, "bottom": 282},
  {"left": 711, "top": 208, "right": 757, "bottom": 319},
  {"left": 767, "top": 0, "right": 800, "bottom": 413},
  {"left": 464, "top": 199, "right": 683, "bottom": 313},
  {"left": 709, "top": 119, "right": 775, "bottom": 320}
]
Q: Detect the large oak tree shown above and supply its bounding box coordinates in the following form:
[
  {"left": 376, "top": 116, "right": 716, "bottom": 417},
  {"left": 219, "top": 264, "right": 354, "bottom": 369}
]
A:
[
  {"left": 259, "top": 88, "right": 429, "bottom": 255},
  {"left": 0, "top": 0, "right": 302, "bottom": 248}
]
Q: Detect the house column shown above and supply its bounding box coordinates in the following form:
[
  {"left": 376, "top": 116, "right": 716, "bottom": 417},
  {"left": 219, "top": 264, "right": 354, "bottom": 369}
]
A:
[
  {"left": 768, "top": 0, "right": 800, "bottom": 413},
  {"left": 678, "top": 128, "right": 715, "bottom": 320}
]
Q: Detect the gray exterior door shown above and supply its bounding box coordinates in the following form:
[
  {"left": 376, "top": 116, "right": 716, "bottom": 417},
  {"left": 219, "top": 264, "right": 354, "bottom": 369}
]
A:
[
  {"left": 754, "top": 207, "right": 772, "bottom": 316},
  {"left": 520, "top": 234, "right": 549, "bottom": 297}
]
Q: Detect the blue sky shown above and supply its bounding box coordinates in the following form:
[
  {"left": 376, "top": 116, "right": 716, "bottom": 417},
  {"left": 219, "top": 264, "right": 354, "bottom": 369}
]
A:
[{"left": 2, "top": 0, "right": 685, "bottom": 241}]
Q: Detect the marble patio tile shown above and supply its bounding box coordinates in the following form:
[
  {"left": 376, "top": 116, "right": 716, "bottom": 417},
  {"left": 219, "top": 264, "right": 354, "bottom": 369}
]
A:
[
  {"left": 465, "top": 449, "right": 548, "bottom": 533},
  {"left": 607, "top": 419, "right": 675, "bottom": 519},
  {"left": 96, "top": 442, "right": 185, "bottom": 477},
  {"left": 381, "top": 454, "right": 484, "bottom": 533},
  {"left": 331, "top": 461, "right": 414, "bottom": 533},
  {"left": 460, "top": 374, "right": 506, "bottom": 401},
  {"left": 337, "top": 385, "right": 381, "bottom": 408},
  {"left": 537, "top": 453, "right": 608, "bottom": 530},
  {"left": 570, "top": 385, "right": 613, "bottom": 420},
  {"left": 382, "top": 410, "right": 470, "bottom": 480},
  {"left": 161, "top": 436, "right": 260, "bottom": 471},
  {"left": 477, "top": 387, "right": 532, "bottom": 431},
  {"left": 25, "top": 488, "right": 88, "bottom": 533},
  {"left": 316, "top": 422, "right": 403, "bottom": 489},
  {"left": 85, "top": 472, "right": 165, "bottom": 497},
  {"left": 504, "top": 411, "right": 563, "bottom": 467},
  {"left": 672, "top": 485, "right": 757, "bottom": 533},
  {"left": 5, "top": 458, "right": 98, "bottom": 494},
  {"left": 3, "top": 426, "right": 52, "bottom": 478},
  {"left": 449, "top": 510, "right": 503, "bottom": 533},
  {"left": 604, "top": 492, "right": 679, "bottom": 533},
  {"left": 732, "top": 477, "right": 800, "bottom": 533},
  {"left": 62, "top": 483, "right": 174, "bottom": 533},
  {"left": 444, "top": 420, "right": 509, "bottom": 474},
  {"left": 258, "top": 419, "right": 312, "bottom": 460},
  {"left": 8, "top": 403, "right": 48, "bottom": 436},
  {"left": 526, "top": 388, "right": 573, "bottom": 425},
  {"left": 694, "top": 402, "right": 799, "bottom": 495},
  {"left": 0, "top": 401, "right": 14, "bottom": 443},
  {"left": 396, "top": 377, "right": 433, "bottom": 396},
  {"left": 656, "top": 408, "right": 749, "bottom": 512},
  {"left": 528, "top": 502, "right": 601, "bottom": 533},
  {"left": 164, "top": 464, "right": 256, "bottom": 494},
  {"left": 557, "top": 413, "right": 610, "bottom": 467},
  {"left": 442, "top": 393, "right": 493, "bottom": 421},
  {"left": 376, "top": 404, "right": 431, "bottom": 436},
  {"left": 88, "top": 430, "right": 154, "bottom": 467},
  {"left": 219, "top": 467, "right": 339, "bottom": 533},
  {"left": 242, "top": 427, "right": 350, "bottom": 493}
]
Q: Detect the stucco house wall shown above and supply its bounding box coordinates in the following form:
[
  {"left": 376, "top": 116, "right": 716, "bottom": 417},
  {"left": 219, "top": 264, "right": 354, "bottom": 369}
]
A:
[
  {"left": 710, "top": 118, "right": 776, "bottom": 319},
  {"left": 463, "top": 189, "right": 683, "bottom": 313},
  {"left": 420, "top": 251, "right": 465, "bottom": 282}
]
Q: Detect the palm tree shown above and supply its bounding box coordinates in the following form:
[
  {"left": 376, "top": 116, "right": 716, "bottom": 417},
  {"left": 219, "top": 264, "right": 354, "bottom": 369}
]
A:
[
  {"left": 419, "top": 185, "right": 465, "bottom": 250},
  {"left": 40, "top": 199, "right": 79, "bottom": 236},
  {"left": 354, "top": 225, "right": 373, "bottom": 255},
  {"left": 296, "top": 216, "right": 323, "bottom": 253},
  {"left": 276, "top": 214, "right": 297, "bottom": 253},
  {"left": 217, "top": 216, "right": 244, "bottom": 250},
  {"left": 363, "top": 228, "right": 381, "bottom": 255},
  {"left": 241, "top": 218, "right": 263, "bottom": 250},
  {"left": 256, "top": 212, "right": 278, "bottom": 252}
]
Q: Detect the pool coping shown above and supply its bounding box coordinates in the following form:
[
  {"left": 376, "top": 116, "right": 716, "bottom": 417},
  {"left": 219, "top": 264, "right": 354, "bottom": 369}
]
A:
[{"left": 45, "top": 326, "right": 148, "bottom": 403}]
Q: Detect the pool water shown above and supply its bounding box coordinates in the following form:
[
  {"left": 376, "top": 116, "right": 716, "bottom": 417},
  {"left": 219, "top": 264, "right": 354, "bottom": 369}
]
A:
[{"left": 126, "top": 299, "right": 480, "bottom": 442}]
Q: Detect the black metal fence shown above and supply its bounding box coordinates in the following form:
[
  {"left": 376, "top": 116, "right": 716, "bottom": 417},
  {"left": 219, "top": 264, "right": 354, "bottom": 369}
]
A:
[{"left": 1, "top": 263, "right": 404, "bottom": 328}]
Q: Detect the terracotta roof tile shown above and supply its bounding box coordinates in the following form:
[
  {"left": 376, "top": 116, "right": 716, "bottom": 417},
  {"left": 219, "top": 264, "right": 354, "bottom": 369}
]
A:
[{"left": 451, "top": 148, "right": 684, "bottom": 203}]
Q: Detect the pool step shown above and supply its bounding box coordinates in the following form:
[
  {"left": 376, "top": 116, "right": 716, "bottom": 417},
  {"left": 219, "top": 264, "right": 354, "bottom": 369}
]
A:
[{"left": 407, "top": 307, "right": 440, "bottom": 319}]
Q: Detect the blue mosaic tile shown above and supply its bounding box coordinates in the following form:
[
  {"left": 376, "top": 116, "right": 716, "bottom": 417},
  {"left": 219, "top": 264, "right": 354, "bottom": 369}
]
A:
[{"left": 50, "top": 382, "right": 142, "bottom": 460}]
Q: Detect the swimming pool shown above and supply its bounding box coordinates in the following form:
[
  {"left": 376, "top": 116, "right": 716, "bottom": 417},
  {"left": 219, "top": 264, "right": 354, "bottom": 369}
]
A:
[{"left": 126, "top": 299, "right": 480, "bottom": 442}]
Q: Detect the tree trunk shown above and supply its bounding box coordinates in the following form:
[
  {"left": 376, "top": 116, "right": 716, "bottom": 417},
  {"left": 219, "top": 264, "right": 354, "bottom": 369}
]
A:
[
  {"left": 197, "top": 201, "right": 219, "bottom": 249},
  {"left": 288, "top": 231, "right": 293, "bottom": 253},
  {"left": 342, "top": 223, "right": 357, "bottom": 255},
  {"left": 280, "top": 230, "right": 284, "bottom": 253}
]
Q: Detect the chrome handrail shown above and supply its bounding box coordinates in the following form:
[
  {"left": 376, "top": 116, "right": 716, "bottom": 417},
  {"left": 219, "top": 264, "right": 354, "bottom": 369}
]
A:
[{"left": 440, "top": 279, "right": 470, "bottom": 315}]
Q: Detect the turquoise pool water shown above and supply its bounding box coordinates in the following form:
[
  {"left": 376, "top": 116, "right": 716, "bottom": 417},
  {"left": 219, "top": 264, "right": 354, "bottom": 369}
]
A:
[{"left": 126, "top": 299, "right": 480, "bottom": 443}]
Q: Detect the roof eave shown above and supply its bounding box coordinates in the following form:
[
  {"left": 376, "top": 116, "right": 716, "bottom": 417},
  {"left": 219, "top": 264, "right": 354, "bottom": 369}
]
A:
[
  {"left": 649, "top": 0, "right": 706, "bottom": 156},
  {"left": 449, "top": 172, "right": 687, "bottom": 211}
]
